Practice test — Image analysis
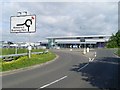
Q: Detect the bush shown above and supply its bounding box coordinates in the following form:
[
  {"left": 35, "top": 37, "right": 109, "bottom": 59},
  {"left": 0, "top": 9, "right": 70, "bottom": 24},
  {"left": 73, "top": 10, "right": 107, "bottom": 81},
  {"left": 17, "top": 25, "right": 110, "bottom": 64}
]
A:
[
  {"left": 2, "top": 52, "right": 56, "bottom": 71},
  {"left": 117, "top": 49, "right": 120, "bottom": 56},
  {"left": 106, "top": 30, "right": 120, "bottom": 48}
]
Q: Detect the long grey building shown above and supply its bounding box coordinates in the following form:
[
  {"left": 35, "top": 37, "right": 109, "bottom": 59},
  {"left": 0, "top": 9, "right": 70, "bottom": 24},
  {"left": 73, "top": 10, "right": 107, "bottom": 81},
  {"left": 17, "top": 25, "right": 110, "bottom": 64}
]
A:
[{"left": 46, "top": 35, "right": 111, "bottom": 49}]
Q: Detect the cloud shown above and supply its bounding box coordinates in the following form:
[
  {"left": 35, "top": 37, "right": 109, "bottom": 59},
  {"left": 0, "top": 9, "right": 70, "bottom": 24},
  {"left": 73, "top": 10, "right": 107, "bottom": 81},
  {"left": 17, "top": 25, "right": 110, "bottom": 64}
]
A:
[
  {"left": 2, "top": 2, "right": 118, "bottom": 42},
  {"left": 39, "top": 16, "right": 58, "bottom": 24},
  {"left": 1, "top": 0, "right": 119, "bottom": 2}
]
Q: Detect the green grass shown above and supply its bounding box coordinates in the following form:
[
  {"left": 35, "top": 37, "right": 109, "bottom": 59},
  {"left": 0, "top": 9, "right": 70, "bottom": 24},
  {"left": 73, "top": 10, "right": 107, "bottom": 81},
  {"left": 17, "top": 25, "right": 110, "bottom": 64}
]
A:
[
  {"left": 2, "top": 52, "right": 56, "bottom": 71},
  {"left": 117, "top": 48, "right": 120, "bottom": 56},
  {"left": 0, "top": 48, "right": 45, "bottom": 55},
  {"left": 0, "top": 59, "right": 2, "bottom": 72}
]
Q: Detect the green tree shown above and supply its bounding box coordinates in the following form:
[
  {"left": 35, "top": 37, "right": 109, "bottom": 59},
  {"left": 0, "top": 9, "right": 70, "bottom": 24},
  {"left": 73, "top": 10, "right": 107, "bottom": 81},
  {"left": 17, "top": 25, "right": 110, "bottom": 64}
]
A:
[
  {"left": 116, "top": 30, "right": 120, "bottom": 47},
  {"left": 107, "top": 30, "right": 120, "bottom": 48}
]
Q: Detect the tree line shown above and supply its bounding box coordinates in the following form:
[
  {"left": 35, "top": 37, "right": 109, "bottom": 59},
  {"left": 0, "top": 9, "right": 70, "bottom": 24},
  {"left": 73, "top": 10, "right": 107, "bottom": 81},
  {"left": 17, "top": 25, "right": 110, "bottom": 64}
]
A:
[{"left": 106, "top": 30, "right": 120, "bottom": 48}]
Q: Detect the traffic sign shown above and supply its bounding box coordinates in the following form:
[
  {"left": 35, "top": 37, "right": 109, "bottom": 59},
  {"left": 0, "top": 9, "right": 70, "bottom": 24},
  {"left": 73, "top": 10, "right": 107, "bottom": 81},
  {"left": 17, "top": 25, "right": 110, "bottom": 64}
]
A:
[{"left": 10, "top": 15, "right": 36, "bottom": 33}]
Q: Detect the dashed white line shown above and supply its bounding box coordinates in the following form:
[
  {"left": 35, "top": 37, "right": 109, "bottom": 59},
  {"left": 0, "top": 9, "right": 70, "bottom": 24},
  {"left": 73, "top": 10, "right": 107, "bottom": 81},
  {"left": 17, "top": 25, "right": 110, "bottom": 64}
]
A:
[
  {"left": 36, "top": 51, "right": 97, "bottom": 89},
  {"left": 78, "top": 54, "right": 96, "bottom": 71},
  {"left": 92, "top": 58, "right": 94, "bottom": 61},
  {"left": 37, "top": 76, "right": 67, "bottom": 89},
  {"left": 77, "top": 63, "right": 89, "bottom": 71}
]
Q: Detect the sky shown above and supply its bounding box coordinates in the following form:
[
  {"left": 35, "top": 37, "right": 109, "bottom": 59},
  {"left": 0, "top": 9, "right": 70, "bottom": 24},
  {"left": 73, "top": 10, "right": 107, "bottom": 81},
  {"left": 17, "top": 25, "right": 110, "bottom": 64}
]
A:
[{"left": 1, "top": 0, "right": 119, "bottom": 42}]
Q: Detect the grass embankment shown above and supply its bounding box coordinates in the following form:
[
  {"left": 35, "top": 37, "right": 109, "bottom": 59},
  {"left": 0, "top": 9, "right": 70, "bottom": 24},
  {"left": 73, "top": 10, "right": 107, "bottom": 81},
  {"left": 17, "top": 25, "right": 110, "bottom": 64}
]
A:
[
  {"left": 2, "top": 52, "right": 56, "bottom": 71},
  {"left": 117, "top": 48, "right": 120, "bottom": 57},
  {"left": 0, "top": 59, "right": 2, "bottom": 72},
  {"left": 1, "top": 48, "right": 45, "bottom": 55}
]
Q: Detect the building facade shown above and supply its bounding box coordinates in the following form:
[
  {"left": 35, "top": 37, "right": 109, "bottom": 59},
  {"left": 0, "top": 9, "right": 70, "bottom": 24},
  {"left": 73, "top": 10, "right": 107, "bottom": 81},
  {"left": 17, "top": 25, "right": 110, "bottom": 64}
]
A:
[{"left": 46, "top": 35, "right": 111, "bottom": 49}]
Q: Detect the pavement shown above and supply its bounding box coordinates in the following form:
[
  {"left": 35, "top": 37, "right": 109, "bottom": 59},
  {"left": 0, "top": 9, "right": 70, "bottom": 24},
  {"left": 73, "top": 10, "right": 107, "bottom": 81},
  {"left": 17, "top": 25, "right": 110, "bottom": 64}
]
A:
[{"left": 2, "top": 48, "right": 119, "bottom": 89}]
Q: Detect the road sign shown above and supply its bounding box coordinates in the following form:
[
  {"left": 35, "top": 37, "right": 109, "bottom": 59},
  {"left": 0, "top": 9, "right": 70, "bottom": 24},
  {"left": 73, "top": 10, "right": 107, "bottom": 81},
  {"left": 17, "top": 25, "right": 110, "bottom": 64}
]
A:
[{"left": 10, "top": 15, "right": 36, "bottom": 33}]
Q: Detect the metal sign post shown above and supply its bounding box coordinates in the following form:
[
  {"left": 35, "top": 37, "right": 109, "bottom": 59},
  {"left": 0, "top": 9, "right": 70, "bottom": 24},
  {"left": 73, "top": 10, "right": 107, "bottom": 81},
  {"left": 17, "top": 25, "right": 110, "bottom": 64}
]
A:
[
  {"left": 28, "top": 45, "right": 32, "bottom": 58},
  {"left": 28, "top": 33, "right": 32, "bottom": 59},
  {"left": 10, "top": 11, "right": 36, "bottom": 58},
  {"left": 15, "top": 33, "right": 18, "bottom": 54}
]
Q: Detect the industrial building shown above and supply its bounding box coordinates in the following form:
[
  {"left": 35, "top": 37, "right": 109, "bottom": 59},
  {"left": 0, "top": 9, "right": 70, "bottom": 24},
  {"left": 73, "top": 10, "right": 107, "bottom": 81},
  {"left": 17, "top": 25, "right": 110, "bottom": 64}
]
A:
[
  {"left": 45, "top": 35, "right": 111, "bottom": 49},
  {"left": 1, "top": 35, "right": 111, "bottom": 49}
]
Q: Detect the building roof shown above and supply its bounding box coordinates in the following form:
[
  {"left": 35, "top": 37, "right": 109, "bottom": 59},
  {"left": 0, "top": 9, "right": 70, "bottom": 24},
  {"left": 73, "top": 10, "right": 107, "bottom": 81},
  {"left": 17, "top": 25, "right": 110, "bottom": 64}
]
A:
[{"left": 46, "top": 35, "right": 111, "bottom": 39}]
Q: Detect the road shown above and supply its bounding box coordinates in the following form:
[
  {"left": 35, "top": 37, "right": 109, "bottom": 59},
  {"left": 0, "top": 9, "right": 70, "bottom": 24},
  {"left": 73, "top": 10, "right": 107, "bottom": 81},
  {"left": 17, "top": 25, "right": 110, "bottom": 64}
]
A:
[{"left": 2, "top": 49, "right": 119, "bottom": 89}]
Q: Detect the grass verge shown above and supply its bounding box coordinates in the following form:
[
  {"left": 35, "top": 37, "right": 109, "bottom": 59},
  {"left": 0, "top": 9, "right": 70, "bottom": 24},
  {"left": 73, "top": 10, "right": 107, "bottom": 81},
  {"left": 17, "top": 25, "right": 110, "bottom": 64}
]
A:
[
  {"left": 0, "top": 59, "right": 1, "bottom": 72},
  {"left": 1, "top": 48, "right": 45, "bottom": 55},
  {"left": 117, "top": 48, "right": 120, "bottom": 57},
  {"left": 2, "top": 52, "right": 56, "bottom": 71}
]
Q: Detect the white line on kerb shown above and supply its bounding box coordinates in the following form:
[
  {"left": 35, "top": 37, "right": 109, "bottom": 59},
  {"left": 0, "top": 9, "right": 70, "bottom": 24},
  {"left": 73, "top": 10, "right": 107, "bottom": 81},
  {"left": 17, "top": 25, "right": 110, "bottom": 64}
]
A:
[
  {"left": 39, "top": 76, "right": 67, "bottom": 89},
  {"left": 77, "top": 63, "right": 89, "bottom": 71}
]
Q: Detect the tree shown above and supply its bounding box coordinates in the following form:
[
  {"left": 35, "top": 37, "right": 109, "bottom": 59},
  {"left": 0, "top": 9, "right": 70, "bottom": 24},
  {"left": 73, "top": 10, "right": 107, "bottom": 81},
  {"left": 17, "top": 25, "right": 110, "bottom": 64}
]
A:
[
  {"left": 116, "top": 30, "right": 120, "bottom": 47},
  {"left": 106, "top": 30, "right": 120, "bottom": 48}
]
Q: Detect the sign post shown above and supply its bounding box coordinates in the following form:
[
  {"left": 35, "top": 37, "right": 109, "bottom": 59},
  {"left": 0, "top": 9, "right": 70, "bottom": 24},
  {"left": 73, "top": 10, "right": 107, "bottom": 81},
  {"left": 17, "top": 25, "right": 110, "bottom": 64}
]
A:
[
  {"left": 10, "top": 12, "right": 36, "bottom": 58},
  {"left": 15, "top": 33, "right": 18, "bottom": 54},
  {"left": 28, "top": 45, "right": 32, "bottom": 58}
]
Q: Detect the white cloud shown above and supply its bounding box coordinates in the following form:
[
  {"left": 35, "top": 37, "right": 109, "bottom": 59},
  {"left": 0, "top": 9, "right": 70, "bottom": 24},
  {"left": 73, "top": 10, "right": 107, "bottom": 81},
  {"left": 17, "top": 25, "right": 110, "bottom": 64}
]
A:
[
  {"left": 40, "top": 16, "right": 58, "bottom": 24},
  {"left": 1, "top": 0, "right": 119, "bottom": 2},
  {"left": 2, "top": 2, "right": 118, "bottom": 42}
]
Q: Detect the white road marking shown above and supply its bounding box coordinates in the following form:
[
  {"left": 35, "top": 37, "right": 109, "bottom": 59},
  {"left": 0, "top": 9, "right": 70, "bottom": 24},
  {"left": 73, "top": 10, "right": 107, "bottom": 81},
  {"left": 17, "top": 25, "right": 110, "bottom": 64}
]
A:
[
  {"left": 92, "top": 58, "right": 94, "bottom": 61},
  {"left": 89, "top": 58, "right": 94, "bottom": 62},
  {"left": 38, "top": 76, "right": 67, "bottom": 89},
  {"left": 78, "top": 52, "right": 97, "bottom": 72},
  {"left": 78, "top": 63, "right": 89, "bottom": 71},
  {"left": 89, "top": 58, "right": 91, "bottom": 62}
]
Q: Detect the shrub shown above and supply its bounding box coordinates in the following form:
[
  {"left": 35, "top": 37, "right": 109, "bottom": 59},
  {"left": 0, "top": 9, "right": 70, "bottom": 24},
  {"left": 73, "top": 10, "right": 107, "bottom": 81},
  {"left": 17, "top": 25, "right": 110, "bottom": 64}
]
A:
[{"left": 117, "top": 48, "right": 120, "bottom": 56}]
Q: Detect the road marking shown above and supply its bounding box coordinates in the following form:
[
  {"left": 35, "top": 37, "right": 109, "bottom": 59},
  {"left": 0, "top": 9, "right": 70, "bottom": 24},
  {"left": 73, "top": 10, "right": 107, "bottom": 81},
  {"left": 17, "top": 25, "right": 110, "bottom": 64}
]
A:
[
  {"left": 89, "top": 58, "right": 91, "bottom": 62},
  {"left": 78, "top": 63, "right": 89, "bottom": 71},
  {"left": 38, "top": 76, "right": 67, "bottom": 89},
  {"left": 80, "top": 51, "right": 97, "bottom": 71},
  {"left": 89, "top": 58, "right": 94, "bottom": 62}
]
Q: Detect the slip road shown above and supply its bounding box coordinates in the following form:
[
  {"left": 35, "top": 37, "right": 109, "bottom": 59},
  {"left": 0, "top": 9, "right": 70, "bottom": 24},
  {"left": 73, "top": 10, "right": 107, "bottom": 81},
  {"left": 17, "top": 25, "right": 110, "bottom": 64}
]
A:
[{"left": 2, "top": 49, "right": 119, "bottom": 89}]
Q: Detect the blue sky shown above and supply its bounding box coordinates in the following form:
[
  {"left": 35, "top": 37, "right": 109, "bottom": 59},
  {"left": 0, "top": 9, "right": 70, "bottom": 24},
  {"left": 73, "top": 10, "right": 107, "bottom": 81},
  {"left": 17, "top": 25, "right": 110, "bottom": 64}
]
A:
[{"left": 1, "top": 0, "right": 119, "bottom": 42}]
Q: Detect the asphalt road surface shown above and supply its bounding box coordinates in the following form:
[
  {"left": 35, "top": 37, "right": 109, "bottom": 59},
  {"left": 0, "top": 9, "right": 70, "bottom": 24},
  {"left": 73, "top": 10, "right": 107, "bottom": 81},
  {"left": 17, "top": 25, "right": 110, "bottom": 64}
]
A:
[{"left": 2, "top": 49, "right": 119, "bottom": 89}]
